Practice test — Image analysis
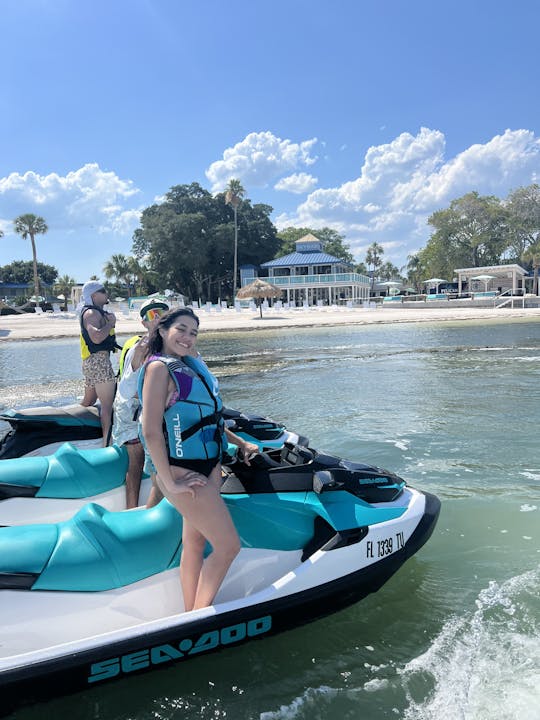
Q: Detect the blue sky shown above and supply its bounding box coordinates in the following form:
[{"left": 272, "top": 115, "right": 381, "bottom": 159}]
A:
[{"left": 1, "top": 0, "right": 539, "bottom": 282}]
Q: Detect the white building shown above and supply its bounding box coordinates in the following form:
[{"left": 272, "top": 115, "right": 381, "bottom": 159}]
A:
[{"left": 253, "top": 234, "right": 370, "bottom": 306}]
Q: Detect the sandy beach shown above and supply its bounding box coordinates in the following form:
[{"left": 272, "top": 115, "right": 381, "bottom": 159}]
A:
[{"left": 2, "top": 304, "right": 540, "bottom": 342}]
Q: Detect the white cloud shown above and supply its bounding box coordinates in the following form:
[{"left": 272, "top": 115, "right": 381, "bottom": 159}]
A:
[
  {"left": 282, "top": 128, "right": 540, "bottom": 266},
  {"left": 274, "top": 172, "right": 318, "bottom": 194},
  {"left": 0, "top": 163, "right": 141, "bottom": 235},
  {"left": 205, "top": 131, "right": 318, "bottom": 192}
]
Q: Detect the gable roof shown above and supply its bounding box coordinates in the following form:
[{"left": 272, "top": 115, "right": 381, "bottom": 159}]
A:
[{"left": 261, "top": 252, "right": 351, "bottom": 268}]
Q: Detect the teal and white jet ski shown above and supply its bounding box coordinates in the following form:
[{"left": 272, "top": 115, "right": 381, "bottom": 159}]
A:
[
  {"left": 0, "top": 405, "right": 302, "bottom": 458},
  {"left": 0, "top": 442, "right": 440, "bottom": 711},
  {"left": 0, "top": 410, "right": 307, "bottom": 525}
]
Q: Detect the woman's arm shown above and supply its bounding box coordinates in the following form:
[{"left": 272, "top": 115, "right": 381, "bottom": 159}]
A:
[
  {"left": 142, "top": 362, "right": 205, "bottom": 496},
  {"left": 225, "top": 428, "right": 259, "bottom": 465}
]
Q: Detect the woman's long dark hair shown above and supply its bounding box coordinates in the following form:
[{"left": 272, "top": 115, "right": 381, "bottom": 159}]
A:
[{"left": 145, "top": 307, "right": 200, "bottom": 357}]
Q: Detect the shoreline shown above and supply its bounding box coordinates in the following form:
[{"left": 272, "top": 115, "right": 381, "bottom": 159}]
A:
[{"left": 2, "top": 305, "right": 540, "bottom": 342}]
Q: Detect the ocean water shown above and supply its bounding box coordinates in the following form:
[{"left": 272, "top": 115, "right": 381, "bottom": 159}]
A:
[{"left": 1, "top": 319, "right": 540, "bottom": 720}]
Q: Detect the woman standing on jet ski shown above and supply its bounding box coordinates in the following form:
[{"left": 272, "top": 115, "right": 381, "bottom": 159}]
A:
[{"left": 139, "top": 308, "right": 241, "bottom": 611}]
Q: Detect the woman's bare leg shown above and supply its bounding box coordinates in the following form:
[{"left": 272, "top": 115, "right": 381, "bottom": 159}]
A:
[
  {"left": 180, "top": 521, "right": 206, "bottom": 611},
  {"left": 163, "top": 464, "right": 240, "bottom": 610},
  {"left": 145, "top": 474, "right": 163, "bottom": 508}
]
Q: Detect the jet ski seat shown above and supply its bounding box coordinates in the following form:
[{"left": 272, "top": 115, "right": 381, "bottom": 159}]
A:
[{"left": 0, "top": 501, "right": 183, "bottom": 592}]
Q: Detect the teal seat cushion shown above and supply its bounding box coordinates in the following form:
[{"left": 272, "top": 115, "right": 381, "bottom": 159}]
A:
[
  {"left": 0, "top": 523, "right": 58, "bottom": 574},
  {"left": 33, "top": 501, "right": 183, "bottom": 591}
]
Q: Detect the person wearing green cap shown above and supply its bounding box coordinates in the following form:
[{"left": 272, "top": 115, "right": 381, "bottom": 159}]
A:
[{"left": 111, "top": 298, "right": 169, "bottom": 508}]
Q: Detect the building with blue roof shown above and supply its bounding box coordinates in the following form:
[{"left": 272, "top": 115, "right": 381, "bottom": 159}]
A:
[
  {"left": 0, "top": 280, "right": 54, "bottom": 302},
  {"left": 241, "top": 234, "right": 370, "bottom": 306}
]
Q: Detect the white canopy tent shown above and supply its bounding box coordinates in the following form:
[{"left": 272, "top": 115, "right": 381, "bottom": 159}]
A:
[{"left": 454, "top": 265, "right": 527, "bottom": 296}]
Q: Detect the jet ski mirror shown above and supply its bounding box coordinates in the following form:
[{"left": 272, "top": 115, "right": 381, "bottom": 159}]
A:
[{"left": 313, "top": 470, "right": 343, "bottom": 494}]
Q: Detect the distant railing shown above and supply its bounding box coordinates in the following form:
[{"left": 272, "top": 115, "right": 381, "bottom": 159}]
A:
[
  {"left": 268, "top": 272, "right": 370, "bottom": 287},
  {"left": 494, "top": 289, "right": 525, "bottom": 309}
]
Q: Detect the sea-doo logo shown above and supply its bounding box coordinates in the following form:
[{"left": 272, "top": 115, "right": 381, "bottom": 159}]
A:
[
  {"left": 172, "top": 412, "right": 183, "bottom": 457},
  {"left": 87, "top": 615, "right": 272, "bottom": 684}
]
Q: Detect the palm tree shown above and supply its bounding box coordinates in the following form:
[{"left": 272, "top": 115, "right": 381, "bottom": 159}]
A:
[
  {"left": 103, "top": 254, "right": 132, "bottom": 293},
  {"left": 54, "top": 274, "right": 75, "bottom": 311},
  {"left": 404, "top": 253, "right": 424, "bottom": 292},
  {"left": 522, "top": 241, "right": 540, "bottom": 295},
  {"left": 13, "top": 214, "right": 48, "bottom": 302},
  {"left": 225, "top": 178, "right": 245, "bottom": 298},
  {"left": 365, "top": 242, "right": 384, "bottom": 292}
]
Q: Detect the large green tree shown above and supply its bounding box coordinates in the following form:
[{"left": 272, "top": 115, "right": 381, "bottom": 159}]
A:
[
  {"left": 506, "top": 184, "right": 540, "bottom": 260},
  {"left": 276, "top": 227, "right": 354, "bottom": 264},
  {"left": 13, "top": 214, "right": 48, "bottom": 300},
  {"left": 133, "top": 182, "right": 278, "bottom": 302},
  {"left": 521, "top": 240, "right": 540, "bottom": 295},
  {"left": 425, "top": 192, "right": 508, "bottom": 276},
  {"left": 0, "top": 260, "right": 58, "bottom": 285}
]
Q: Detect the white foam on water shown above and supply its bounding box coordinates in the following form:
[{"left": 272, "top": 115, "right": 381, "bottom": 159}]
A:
[
  {"left": 520, "top": 505, "right": 538, "bottom": 512},
  {"left": 519, "top": 471, "right": 540, "bottom": 482},
  {"left": 259, "top": 685, "right": 339, "bottom": 719},
  {"left": 400, "top": 566, "right": 540, "bottom": 720},
  {"left": 363, "top": 678, "right": 390, "bottom": 692},
  {"left": 386, "top": 439, "right": 409, "bottom": 451}
]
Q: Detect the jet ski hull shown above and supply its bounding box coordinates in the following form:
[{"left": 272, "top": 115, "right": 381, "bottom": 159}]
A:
[{"left": 0, "top": 482, "right": 440, "bottom": 710}]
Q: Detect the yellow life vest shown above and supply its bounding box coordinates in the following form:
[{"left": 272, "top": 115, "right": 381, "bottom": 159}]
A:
[{"left": 118, "top": 334, "right": 142, "bottom": 376}]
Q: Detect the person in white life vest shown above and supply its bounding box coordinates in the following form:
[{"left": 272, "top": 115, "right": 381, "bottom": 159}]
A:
[{"left": 111, "top": 298, "right": 170, "bottom": 508}]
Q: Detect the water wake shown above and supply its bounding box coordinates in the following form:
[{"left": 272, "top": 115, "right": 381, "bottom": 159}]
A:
[{"left": 401, "top": 565, "right": 540, "bottom": 720}]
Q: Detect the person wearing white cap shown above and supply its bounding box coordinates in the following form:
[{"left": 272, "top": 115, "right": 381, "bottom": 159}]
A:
[
  {"left": 78, "top": 281, "right": 118, "bottom": 445},
  {"left": 112, "top": 298, "right": 169, "bottom": 508}
]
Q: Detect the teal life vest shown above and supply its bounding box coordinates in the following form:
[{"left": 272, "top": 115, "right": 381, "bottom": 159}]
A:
[{"left": 138, "top": 354, "right": 226, "bottom": 463}]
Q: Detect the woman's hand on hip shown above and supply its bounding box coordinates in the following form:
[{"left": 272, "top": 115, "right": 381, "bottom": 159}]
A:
[{"left": 159, "top": 470, "right": 207, "bottom": 498}]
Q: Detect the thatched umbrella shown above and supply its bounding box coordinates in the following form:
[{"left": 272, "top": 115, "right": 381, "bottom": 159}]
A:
[{"left": 236, "top": 278, "right": 283, "bottom": 317}]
